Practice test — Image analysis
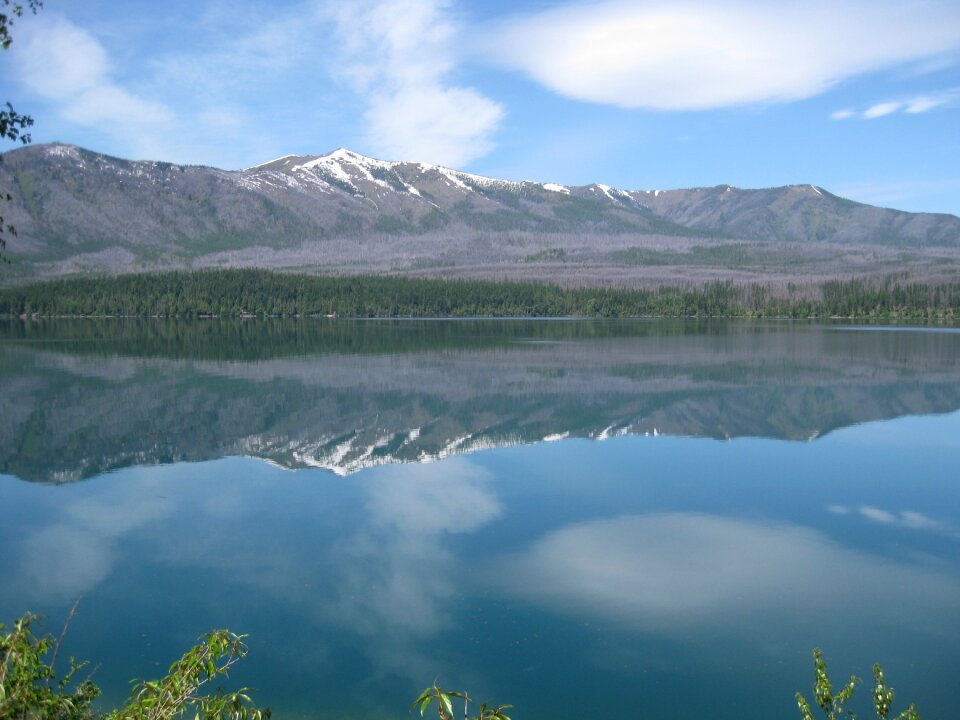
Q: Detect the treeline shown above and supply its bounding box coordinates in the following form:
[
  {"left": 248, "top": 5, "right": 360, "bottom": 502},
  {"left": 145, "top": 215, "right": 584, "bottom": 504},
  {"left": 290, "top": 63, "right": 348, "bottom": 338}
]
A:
[
  {"left": 1, "top": 269, "right": 959, "bottom": 320},
  {"left": 0, "top": 316, "right": 727, "bottom": 361}
]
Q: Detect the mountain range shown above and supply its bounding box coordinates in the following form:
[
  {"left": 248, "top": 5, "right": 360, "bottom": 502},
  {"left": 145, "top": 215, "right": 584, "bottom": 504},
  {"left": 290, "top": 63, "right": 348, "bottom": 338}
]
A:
[{"left": 2, "top": 143, "right": 960, "bottom": 286}]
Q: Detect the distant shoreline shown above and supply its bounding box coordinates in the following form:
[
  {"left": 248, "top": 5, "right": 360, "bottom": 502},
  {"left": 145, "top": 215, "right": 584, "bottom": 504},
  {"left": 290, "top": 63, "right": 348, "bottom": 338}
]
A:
[{"left": 2, "top": 269, "right": 958, "bottom": 323}]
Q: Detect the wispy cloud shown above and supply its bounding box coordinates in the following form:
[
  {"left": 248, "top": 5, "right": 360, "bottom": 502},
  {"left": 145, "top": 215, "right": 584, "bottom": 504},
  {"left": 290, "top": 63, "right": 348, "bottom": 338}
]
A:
[
  {"left": 329, "top": 0, "right": 504, "bottom": 166},
  {"left": 830, "top": 109, "right": 856, "bottom": 120},
  {"left": 12, "top": 15, "right": 174, "bottom": 141},
  {"left": 904, "top": 94, "right": 953, "bottom": 113},
  {"left": 833, "top": 89, "right": 958, "bottom": 120},
  {"left": 492, "top": 0, "right": 960, "bottom": 111},
  {"left": 150, "top": 4, "right": 317, "bottom": 95},
  {"left": 863, "top": 101, "right": 904, "bottom": 119},
  {"left": 7, "top": 6, "right": 330, "bottom": 166}
]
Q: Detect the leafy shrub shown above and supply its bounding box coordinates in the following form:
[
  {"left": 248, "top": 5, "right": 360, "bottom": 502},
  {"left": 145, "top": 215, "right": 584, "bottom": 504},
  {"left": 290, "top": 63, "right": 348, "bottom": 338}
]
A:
[
  {"left": 0, "top": 611, "right": 270, "bottom": 720},
  {"left": 796, "top": 648, "right": 919, "bottom": 720}
]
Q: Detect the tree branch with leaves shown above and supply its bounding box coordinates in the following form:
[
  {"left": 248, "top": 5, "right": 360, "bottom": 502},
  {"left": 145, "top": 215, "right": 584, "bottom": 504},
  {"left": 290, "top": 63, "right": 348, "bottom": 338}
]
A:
[
  {"left": 796, "top": 648, "right": 921, "bottom": 720},
  {"left": 1, "top": 0, "right": 42, "bottom": 257},
  {"left": 1, "top": 610, "right": 271, "bottom": 720}
]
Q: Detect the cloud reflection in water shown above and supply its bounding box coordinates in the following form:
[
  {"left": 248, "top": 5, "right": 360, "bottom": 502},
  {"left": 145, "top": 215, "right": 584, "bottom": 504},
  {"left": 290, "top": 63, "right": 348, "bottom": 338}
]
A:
[
  {"left": 493, "top": 513, "right": 960, "bottom": 637},
  {"left": 9, "top": 478, "right": 175, "bottom": 604}
]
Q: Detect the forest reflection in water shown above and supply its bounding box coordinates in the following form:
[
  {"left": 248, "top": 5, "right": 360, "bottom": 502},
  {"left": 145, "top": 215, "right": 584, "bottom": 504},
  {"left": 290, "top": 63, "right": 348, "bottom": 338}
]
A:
[
  {"left": 1, "top": 319, "right": 959, "bottom": 720},
  {"left": 2, "top": 318, "right": 960, "bottom": 482}
]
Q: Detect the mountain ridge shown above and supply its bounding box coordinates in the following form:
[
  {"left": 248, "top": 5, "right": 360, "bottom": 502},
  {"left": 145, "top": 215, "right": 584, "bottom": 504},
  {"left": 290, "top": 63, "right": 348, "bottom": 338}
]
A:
[{"left": 2, "top": 142, "right": 959, "bottom": 286}]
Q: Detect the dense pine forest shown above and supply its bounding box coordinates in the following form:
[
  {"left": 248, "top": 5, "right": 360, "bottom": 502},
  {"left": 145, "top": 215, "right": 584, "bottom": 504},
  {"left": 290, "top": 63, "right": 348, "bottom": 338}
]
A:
[{"left": 1, "top": 269, "right": 959, "bottom": 320}]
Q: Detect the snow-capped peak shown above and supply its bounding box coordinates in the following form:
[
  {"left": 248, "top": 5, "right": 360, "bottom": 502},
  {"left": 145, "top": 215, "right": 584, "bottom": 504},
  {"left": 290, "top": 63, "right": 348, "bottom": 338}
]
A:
[
  {"left": 240, "top": 147, "right": 616, "bottom": 200},
  {"left": 320, "top": 147, "right": 396, "bottom": 169}
]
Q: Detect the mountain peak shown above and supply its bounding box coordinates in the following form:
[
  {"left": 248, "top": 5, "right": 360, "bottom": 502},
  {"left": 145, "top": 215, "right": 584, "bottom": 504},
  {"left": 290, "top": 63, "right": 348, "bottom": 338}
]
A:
[{"left": 323, "top": 147, "right": 377, "bottom": 163}]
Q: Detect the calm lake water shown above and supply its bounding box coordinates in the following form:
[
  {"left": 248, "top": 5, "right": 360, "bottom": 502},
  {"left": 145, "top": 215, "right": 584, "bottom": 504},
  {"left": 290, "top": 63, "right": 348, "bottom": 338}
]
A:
[{"left": 2, "top": 319, "right": 959, "bottom": 720}]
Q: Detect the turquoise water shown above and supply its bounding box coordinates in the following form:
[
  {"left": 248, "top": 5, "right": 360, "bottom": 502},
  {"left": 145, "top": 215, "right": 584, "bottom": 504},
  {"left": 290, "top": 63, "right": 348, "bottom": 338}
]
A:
[{"left": 2, "top": 319, "right": 959, "bottom": 719}]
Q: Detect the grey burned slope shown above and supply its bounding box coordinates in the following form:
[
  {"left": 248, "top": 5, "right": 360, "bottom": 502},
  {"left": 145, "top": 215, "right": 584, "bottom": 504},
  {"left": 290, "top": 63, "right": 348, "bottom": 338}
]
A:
[{"left": 2, "top": 143, "right": 960, "bottom": 286}]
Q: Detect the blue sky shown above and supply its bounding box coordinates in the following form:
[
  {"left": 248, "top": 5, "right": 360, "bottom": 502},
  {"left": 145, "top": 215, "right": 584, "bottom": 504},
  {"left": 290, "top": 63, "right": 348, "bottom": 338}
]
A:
[{"left": 2, "top": 0, "right": 959, "bottom": 215}]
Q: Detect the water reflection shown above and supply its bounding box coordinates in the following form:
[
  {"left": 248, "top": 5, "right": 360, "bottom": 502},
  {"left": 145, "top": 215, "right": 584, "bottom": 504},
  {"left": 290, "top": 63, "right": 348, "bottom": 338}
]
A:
[
  {"left": 493, "top": 513, "right": 960, "bottom": 636},
  {"left": 10, "top": 476, "right": 175, "bottom": 602},
  {"left": 830, "top": 504, "right": 958, "bottom": 537},
  {"left": 2, "top": 421, "right": 960, "bottom": 718},
  {"left": 3, "top": 319, "right": 960, "bottom": 718},
  {"left": 3, "top": 319, "right": 960, "bottom": 483},
  {"left": 0, "top": 458, "right": 496, "bottom": 701},
  {"left": 320, "top": 460, "right": 502, "bottom": 682}
]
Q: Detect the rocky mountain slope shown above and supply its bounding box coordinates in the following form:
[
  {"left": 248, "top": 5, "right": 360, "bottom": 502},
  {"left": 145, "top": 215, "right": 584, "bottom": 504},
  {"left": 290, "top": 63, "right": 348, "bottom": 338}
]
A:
[{"left": 2, "top": 143, "right": 959, "bottom": 286}]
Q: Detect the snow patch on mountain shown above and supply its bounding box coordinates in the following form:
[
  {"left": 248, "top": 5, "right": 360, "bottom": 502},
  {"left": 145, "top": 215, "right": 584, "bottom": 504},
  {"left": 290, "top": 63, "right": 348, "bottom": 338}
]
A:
[
  {"left": 595, "top": 183, "right": 621, "bottom": 201},
  {"left": 44, "top": 144, "right": 83, "bottom": 162}
]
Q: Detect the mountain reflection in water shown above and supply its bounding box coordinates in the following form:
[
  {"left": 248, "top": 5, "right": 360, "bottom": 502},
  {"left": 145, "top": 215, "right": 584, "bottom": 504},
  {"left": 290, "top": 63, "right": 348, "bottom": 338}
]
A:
[
  {"left": 2, "top": 318, "right": 959, "bottom": 482},
  {"left": 2, "top": 319, "right": 960, "bottom": 719}
]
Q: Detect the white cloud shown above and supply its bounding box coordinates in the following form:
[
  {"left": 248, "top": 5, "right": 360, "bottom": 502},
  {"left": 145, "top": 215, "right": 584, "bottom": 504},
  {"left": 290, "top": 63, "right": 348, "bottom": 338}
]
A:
[
  {"left": 11, "top": 15, "right": 174, "bottom": 148},
  {"left": 330, "top": 0, "right": 504, "bottom": 166},
  {"left": 493, "top": 0, "right": 960, "bottom": 110},
  {"left": 6, "top": 10, "right": 296, "bottom": 167},
  {"left": 863, "top": 101, "right": 904, "bottom": 119},
  {"left": 16, "top": 16, "right": 108, "bottom": 97},
  {"left": 833, "top": 90, "right": 957, "bottom": 120},
  {"left": 364, "top": 84, "right": 503, "bottom": 168},
  {"left": 905, "top": 94, "right": 951, "bottom": 113},
  {"left": 905, "top": 97, "right": 941, "bottom": 114},
  {"left": 63, "top": 85, "right": 172, "bottom": 127}
]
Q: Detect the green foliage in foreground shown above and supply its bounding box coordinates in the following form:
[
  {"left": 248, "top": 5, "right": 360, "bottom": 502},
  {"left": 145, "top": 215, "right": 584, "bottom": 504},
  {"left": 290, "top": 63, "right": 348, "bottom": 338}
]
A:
[
  {"left": 1, "top": 269, "right": 960, "bottom": 320},
  {"left": 413, "top": 684, "right": 511, "bottom": 720},
  {"left": 0, "top": 612, "right": 928, "bottom": 720},
  {"left": 1, "top": 612, "right": 269, "bottom": 720},
  {"left": 796, "top": 648, "right": 919, "bottom": 720}
]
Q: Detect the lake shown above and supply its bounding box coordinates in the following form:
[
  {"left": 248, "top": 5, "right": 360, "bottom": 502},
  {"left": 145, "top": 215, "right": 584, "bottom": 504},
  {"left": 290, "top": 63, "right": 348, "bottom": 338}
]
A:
[{"left": 2, "top": 318, "right": 959, "bottom": 720}]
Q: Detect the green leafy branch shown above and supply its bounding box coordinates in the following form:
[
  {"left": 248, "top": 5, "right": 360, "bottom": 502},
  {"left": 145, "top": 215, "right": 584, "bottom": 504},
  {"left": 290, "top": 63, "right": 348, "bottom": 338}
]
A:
[
  {"left": 1, "top": 609, "right": 270, "bottom": 720},
  {"left": 0, "top": 609, "right": 100, "bottom": 720},
  {"left": 1, "top": 0, "right": 42, "bottom": 256},
  {"left": 108, "top": 630, "right": 269, "bottom": 720},
  {"left": 796, "top": 648, "right": 920, "bottom": 720},
  {"left": 413, "top": 683, "right": 511, "bottom": 720},
  {"left": 0, "top": 1, "right": 43, "bottom": 50}
]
